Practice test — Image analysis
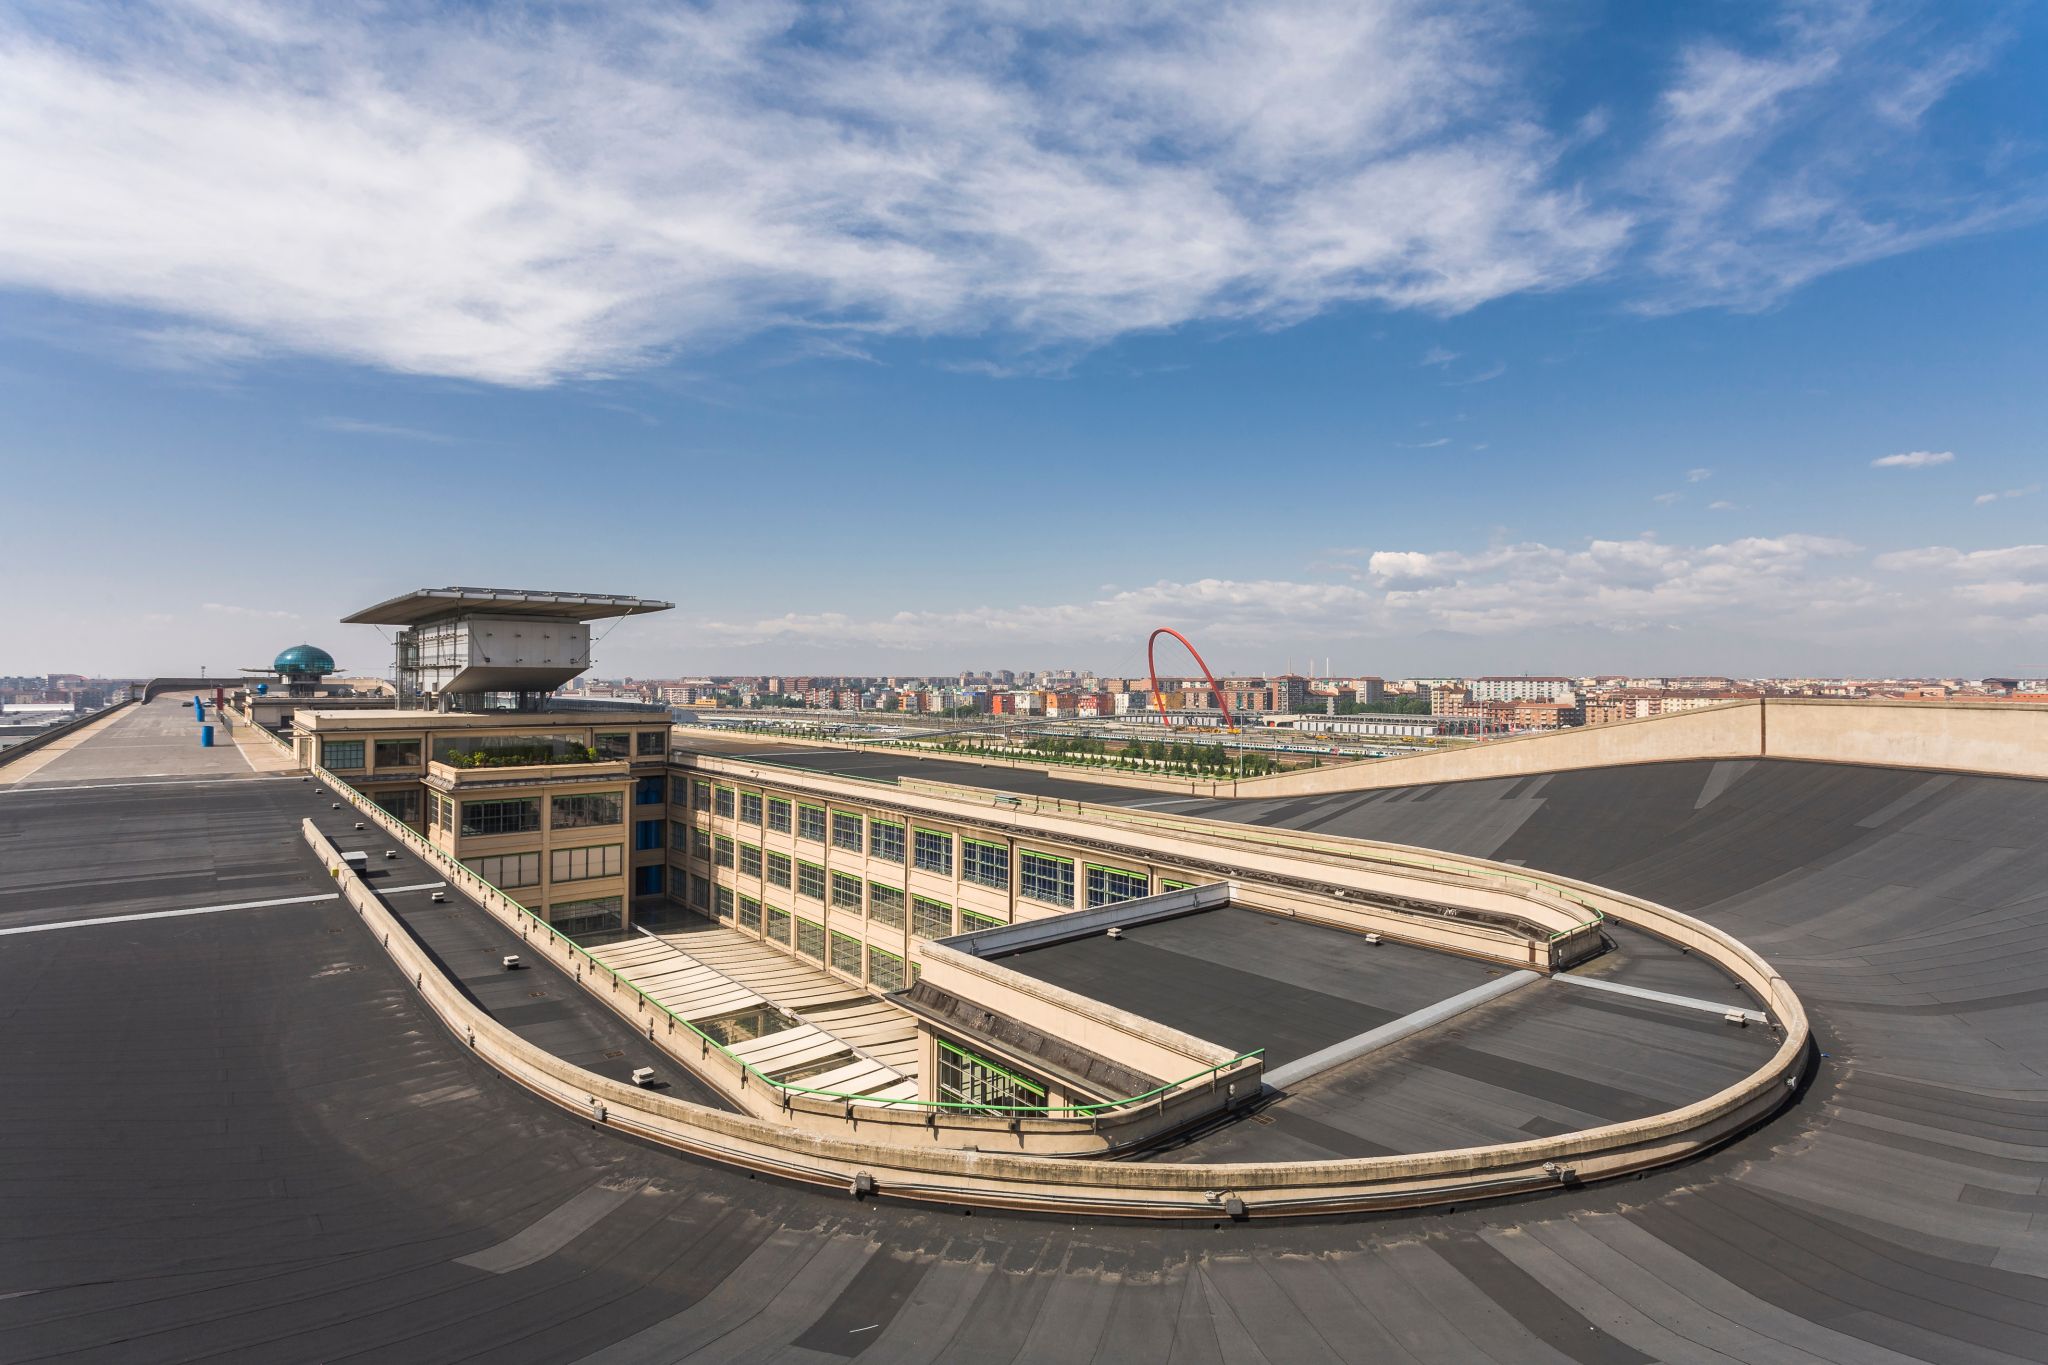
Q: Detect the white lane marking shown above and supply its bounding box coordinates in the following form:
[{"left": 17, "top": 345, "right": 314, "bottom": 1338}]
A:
[
  {"left": 2, "top": 893, "right": 339, "bottom": 936},
  {"left": 0, "top": 775, "right": 302, "bottom": 795},
  {"left": 0, "top": 881, "right": 446, "bottom": 935},
  {"left": 1552, "top": 972, "right": 1769, "bottom": 1024}
]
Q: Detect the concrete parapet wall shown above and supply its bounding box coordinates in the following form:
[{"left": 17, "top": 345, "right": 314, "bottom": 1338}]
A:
[
  {"left": 1762, "top": 698, "right": 2048, "bottom": 779},
  {"left": 0, "top": 699, "right": 134, "bottom": 774}
]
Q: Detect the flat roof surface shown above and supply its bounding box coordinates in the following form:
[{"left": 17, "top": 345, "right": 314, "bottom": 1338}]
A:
[
  {"left": 341, "top": 585, "right": 674, "bottom": 625},
  {"left": 9, "top": 745, "right": 2048, "bottom": 1362},
  {"left": 990, "top": 906, "right": 1498, "bottom": 1067}
]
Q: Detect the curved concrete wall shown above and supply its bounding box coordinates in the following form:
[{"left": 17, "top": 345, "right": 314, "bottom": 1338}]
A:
[
  {"left": 309, "top": 775, "right": 1810, "bottom": 1218},
  {"left": 1217, "top": 697, "right": 2048, "bottom": 797}
]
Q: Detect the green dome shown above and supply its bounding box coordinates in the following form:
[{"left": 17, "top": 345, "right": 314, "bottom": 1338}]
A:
[{"left": 274, "top": 644, "right": 337, "bottom": 677}]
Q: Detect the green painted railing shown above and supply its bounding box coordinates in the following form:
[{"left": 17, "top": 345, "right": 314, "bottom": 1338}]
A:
[{"left": 317, "top": 767, "right": 1263, "bottom": 1120}]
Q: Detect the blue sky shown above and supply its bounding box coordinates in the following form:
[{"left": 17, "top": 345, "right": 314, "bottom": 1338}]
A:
[{"left": 2, "top": 0, "right": 2045, "bottom": 679}]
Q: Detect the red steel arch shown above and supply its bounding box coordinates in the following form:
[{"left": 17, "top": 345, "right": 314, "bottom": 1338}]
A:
[{"left": 1147, "top": 627, "right": 1237, "bottom": 730}]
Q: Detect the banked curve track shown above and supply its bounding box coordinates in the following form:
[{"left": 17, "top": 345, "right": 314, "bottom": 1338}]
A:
[{"left": 4, "top": 748, "right": 2045, "bottom": 1363}]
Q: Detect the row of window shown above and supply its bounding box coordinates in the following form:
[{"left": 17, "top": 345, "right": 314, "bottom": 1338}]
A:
[
  {"left": 454, "top": 792, "right": 625, "bottom": 838},
  {"left": 683, "top": 802, "right": 1162, "bottom": 910},
  {"left": 324, "top": 732, "right": 661, "bottom": 773},
  {"left": 685, "top": 874, "right": 918, "bottom": 992},
  {"left": 682, "top": 863, "right": 1012, "bottom": 941},
  {"left": 464, "top": 843, "right": 625, "bottom": 889}
]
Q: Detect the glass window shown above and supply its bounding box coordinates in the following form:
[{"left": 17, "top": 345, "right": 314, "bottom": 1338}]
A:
[
  {"left": 830, "top": 931, "right": 863, "bottom": 977},
  {"left": 670, "top": 820, "right": 690, "bottom": 849},
  {"left": 690, "top": 828, "right": 712, "bottom": 860},
  {"left": 766, "top": 851, "right": 792, "bottom": 888},
  {"left": 739, "top": 792, "right": 763, "bottom": 825},
  {"left": 595, "top": 732, "right": 631, "bottom": 760},
  {"left": 960, "top": 908, "right": 1006, "bottom": 932},
  {"left": 738, "top": 843, "right": 762, "bottom": 878},
  {"left": 1160, "top": 878, "right": 1197, "bottom": 892},
  {"left": 796, "top": 917, "right": 825, "bottom": 961},
  {"left": 634, "top": 864, "right": 664, "bottom": 896},
  {"left": 796, "top": 861, "right": 825, "bottom": 901},
  {"left": 1086, "top": 864, "right": 1151, "bottom": 908},
  {"left": 715, "top": 787, "right": 735, "bottom": 818},
  {"left": 550, "top": 792, "right": 622, "bottom": 829},
  {"left": 635, "top": 776, "right": 665, "bottom": 805},
  {"left": 637, "top": 730, "right": 666, "bottom": 756},
  {"left": 912, "top": 895, "right": 953, "bottom": 940},
  {"left": 868, "top": 882, "right": 905, "bottom": 928},
  {"left": 765, "top": 905, "right": 791, "bottom": 943},
  {"left": 868, "top": 820, "right": 905, "bottom": 863},
  {"left": 913, "top": 829, "right": 953, "bottom": 876},
  {"left": 693, "top": 780, "right": 712, "bottom": 808},
  {"left": 372, "top": 788, "right": 421, "bottom": 824},
  {"left": 767, "top": 797, "right": 792, "bottom": 833},
  {"left": 1019, "top": 851, "right": 1074, "bottom": 906},
  {"left": 551, "top": 844, "right": 623, "bottom": 883},
  {"left": 936, "top": 1039, "right": 1045, "bottom": 1115},
  {"left": 461, "top": 798, "right": 539, "bottom": 837},
  {"left": 962, "top": 838, "right": 1008, "bottom": 891},
  {"left": 737, "top": 894, "right": 761, "bottom": 931},
  {"left": 831, "top": 871, "right": 863, "bottom": 910},
  {"left": 373, "top": 738, "right": 420, "bottom": 768},
  {"left": 671, "top": 776, "right": 692, "bottom": 805},
  {"left": 321, "top": 739, "right": 365, "bottom": 770},
  {"left": 796, "top": 804, "right": 826, "bottom": 842},
  {"left": 868, "top": 947, "right": 906, "bottom": 992},
  {"left": 715, "top": 885, "right": 734, "bottom": 919},
  {"left": 549, "top": 895, "right": 622, "bottom": 937},
  {"left": 831, "top": 810, "right": 862, "bottom": 852},
  {"left": 689, "top": 872, "right": 709, "bottom": 909},
  {"left": 714, "top": 836, "right": 734, "bottom": 868},
  {"left": 465, "top": 851, "right": 540, "bottom": 889},
  {"left": 434, "top": 734, "right": 595, "bottom": 767},
  {"left": 634, "top": 819, "right": 664, "bottom": 851}
]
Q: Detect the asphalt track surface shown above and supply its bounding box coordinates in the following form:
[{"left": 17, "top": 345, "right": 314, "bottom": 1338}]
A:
[{"left": 4, "top": 704, "right": 2047, "bottom": 1361}]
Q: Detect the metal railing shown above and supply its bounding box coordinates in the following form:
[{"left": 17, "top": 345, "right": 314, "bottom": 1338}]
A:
[{"left": 316, "top": 766, "right": 1261, "bottom": 1120}]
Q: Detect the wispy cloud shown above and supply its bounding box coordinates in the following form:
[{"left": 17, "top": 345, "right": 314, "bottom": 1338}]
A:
[
  {"left": 1653, "top": 491, "right": 1684, "bottom": 506},
  {"left": 1709, "top": 499, "right": 1739, "bottom": 510},
  {"left": 1419, "top": 345, "right": 1461, "bottom": 367},
  {"left": 1872, "top": 449, "right": 1955, "bottom": 468},
  {"left": 314, "top": 416, "right": 457, "bottom": 443},
  {"left": 1441, "top": 361, "right": 1507, "bottom": 387},
  {"left": 1396, "top": 437, "right": 1452, "bottom": 449},
  {"left": 1686, "top": 467, "right": 1714, "bottom": 482},
  {"left": 1629, "top": 4, "right": 2039, "bottom": 313},
  {"left": 1973, "top": 484, "right": 2039, "bottom": 506},
  {"left": 0, "top": 2, "right": 2025, "bottom": 387},
  {"left": 203, "top": 602, "right": 298, "bottom": 620}
]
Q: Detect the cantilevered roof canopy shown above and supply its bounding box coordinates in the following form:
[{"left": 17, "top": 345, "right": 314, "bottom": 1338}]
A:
[{"left": 341, "top": 586, "right": 674, "bottom": 627}]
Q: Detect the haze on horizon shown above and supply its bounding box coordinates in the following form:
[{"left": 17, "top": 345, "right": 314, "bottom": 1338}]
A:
[{"left": 1, "top": 1, "right": 2044, "bottom": 681}]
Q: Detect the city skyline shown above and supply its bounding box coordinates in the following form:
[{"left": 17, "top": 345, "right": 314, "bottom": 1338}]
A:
[{"left": 3, "top": 1, "right": 2046, "bottom": 677}]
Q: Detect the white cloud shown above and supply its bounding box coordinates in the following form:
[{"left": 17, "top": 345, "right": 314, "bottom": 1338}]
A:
[
  {"left": 1875, "top": 544, "right": 2048, "bottom": 577},
  {"left": 1686, "top": 467, "right": 1713, "bottom": 482},
  {"left": 0, "top": 1, "right": 1634, "bottom": 386},
  {"left": 1420, "top": 345, "right": 1461, "bottom": 367},
  {"left": 1708, "top": 499, "right": 1738, "bottom": 510},
  {"left": 1396, "top": 437, "right": 1451, "bottom": 448},
  {"left": 1629, "top": 6, "right": 2034, "bottom": 313},
  {"left": 1871, "top": 449, "right": 1955, "bottom": 469},
  {"left": 203, "top": 601, "right": 299, "bottom": 620},
  {"left": 315, "top": 416, "right": 456, "bottom": 443},
  {"left": 686, "top": 531, "right": 1875, "bottom": 658},
  {"left": 0, "top": 2, "right": 2025, "bottom": 386},
  {"left": 1652, "top": 491, "right": 1684, "bottom": 506},
  {"left": 1441, "top": 360, "right": 1507, "bottom": 386},
  {"left": 1973, "top": 484, "right": 2039, "bottom": 506}
]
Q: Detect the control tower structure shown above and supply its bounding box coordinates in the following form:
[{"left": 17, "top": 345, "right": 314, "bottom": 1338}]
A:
[{"left": 341, "top": 586, "right": 673, "bottom": 712}]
